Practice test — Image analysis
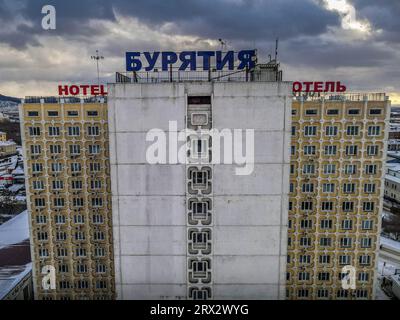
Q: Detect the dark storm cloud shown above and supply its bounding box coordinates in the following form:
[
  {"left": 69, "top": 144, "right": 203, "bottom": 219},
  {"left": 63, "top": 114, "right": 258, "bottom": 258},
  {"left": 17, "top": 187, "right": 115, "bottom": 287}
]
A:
[
  {"left": 349, "top": 0, "right": 400, "bottom": 42},
  {"left": 0, "top": 0, "right": 340, "bottom": 49}
]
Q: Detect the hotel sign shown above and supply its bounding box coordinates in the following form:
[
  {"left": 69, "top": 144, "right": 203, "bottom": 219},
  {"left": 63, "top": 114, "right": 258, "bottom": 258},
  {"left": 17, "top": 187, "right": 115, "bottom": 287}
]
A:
[
  {"left": 58, "top": 84, "right": 107, "bottom": 96},
  {"left": 125, "top": 50, "right": 256, "bottom": 72}
]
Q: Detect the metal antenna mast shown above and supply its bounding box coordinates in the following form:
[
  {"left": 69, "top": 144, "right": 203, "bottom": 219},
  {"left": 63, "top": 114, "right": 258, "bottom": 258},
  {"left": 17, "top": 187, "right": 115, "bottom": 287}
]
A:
[{"left": 91, "top": 50, "right": 104, "bottom": 86}]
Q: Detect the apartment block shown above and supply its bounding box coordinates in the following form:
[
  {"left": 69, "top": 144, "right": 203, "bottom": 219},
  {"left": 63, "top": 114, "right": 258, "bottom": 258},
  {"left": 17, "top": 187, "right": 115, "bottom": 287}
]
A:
[
  {"left": 19, "top": 97, "right": 115, "bottom": 300},
  {"left": 287, "top": 93, "right": 390, "bottom": 299}
]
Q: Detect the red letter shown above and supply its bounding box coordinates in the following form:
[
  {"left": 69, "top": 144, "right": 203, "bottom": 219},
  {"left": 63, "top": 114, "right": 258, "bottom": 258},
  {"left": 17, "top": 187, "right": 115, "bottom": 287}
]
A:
[
  {"left": 336, "top": 81, "right": 346, "bottom": 92},
  {"left": 91, "top": 85, "right": 100, "bottom": 95},
  {"left": 293, "top": 82, "right": 302, "bottom": 92},
  {"left": 324, "top": 82, "right": 335, "bottom": 92},
  {"left": 58, "top": 85, "right": 68, "bottom": 96},
  {"left": 69, "top": 85, "right": 79, "bottom": 95},
  {"left": 303, "top": 82, "right": 313, "bottom": 92},
  {"left": 100, "top": 85, "right": 107, "bottom": 95},
  {"left": 80, "top": 85, "right": 89, "bottom": 95},
  {"left": 314, "top": 81, "right": 323, "bottom": 93}
]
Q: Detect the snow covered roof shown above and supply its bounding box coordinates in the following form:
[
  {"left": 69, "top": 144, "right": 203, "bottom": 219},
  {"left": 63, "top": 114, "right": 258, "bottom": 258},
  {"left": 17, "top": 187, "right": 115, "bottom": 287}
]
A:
[{"left": 0, "top": 211, "right": 32, "bottom": 299}]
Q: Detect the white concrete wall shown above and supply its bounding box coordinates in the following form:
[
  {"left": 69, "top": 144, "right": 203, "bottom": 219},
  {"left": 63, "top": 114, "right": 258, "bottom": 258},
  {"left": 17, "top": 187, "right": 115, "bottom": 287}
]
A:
[{"left": 108, "top": 81, "right": 291, "bottom": 300}]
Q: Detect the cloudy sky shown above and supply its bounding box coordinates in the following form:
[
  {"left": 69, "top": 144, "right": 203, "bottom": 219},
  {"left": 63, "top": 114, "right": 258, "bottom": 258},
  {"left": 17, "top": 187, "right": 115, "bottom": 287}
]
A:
[{"left": 0, "top": 0, "right": 399, "bottom": 103}]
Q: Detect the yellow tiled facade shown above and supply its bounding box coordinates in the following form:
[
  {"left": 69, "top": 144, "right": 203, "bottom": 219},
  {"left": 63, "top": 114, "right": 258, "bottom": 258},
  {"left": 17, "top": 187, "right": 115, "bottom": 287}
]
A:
[
  {"left": 287, "top": 94, "right": 390, "bottom": 300},
  {"left": 0, "top": 131, "right": 6, "bottom": 141},
  {"left": 20, "top": 97, "right": 115, "bottom": 300}
]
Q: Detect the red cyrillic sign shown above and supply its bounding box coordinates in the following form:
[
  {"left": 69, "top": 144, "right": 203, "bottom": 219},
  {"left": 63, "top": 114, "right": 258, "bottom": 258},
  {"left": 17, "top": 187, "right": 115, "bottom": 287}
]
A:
[
  {"left": 293, "top": 81, "right": 346, "bottom": 93},
  {"left": 58, "top": 85, "right": 107, "bottom": 96}
]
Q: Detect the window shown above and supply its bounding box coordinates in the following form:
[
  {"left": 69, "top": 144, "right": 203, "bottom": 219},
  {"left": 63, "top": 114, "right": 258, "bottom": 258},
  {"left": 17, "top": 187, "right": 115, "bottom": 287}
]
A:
[
  {"left": 305, "top": 109, "right": 318, "bottom": 115},
  {"left": 358, "top": 272, "right": 370, "bottom": 282},
  {"left": 343, "top": 183, "right": 355, "bottom": 193},
  {"left": 68, "top": 126, "right": 80, "bottom": 136},
  {"left": 356, "top": 290, "right": 368, "bottom": 298},
  {"left": 89, "top": 162, "right": 101, "bottom": 172},
  {"left": 48, "top": 111, "right": 58, "bottom": 117},
  {"left": 348, "top": 108, "right": 360, "bottom": 115},
  {"left": 77, "top": 264, "right": 88, "bottom": 273},
  {"left": 298, "top": 272, "right": 310, "bottom": 281},
  {"left": 339, "top": 255, "right": 351, "bottom": 265},
  {"left": 75, "top": 232, "right": 85, "bottom": 240},
  {"left": 369, "top": 108, "right": 382, "bottom": 115},
  {"left": 303, "top": 145, "right": 316, "bottom": 155},
  {"left": 323, "top": 164, "right": 336, "bottom": 174},
  {"left": 87, "top": 126, "right": 100, "bottom": 136},
  {"left": 346, "top": 126, "right": 359, "bottom": 136},
  {"left": 363, "top": 202, "right": 375, "bottom": 212},
  {"left": 88, "top": 144, "right": 101, "bottom": 154},
  {"left": 317, "top": 289, "right": 329, "bottom": 298},
  {"left": 39, "top": 248, "right": 49, "bottom": 257},
  {"left": 91, "top": 197, "right": 103, "bottom": 207},
  {"left": 302, "top": 183, "right": 314, "bottom": 193},
  {"left": 95, "top": 264, "right": 106, "bottom": 273},
  {"left": 301, "top": 201, "right": 313, "bottom": 211},
  {"left": 48, "top": 126, "right": 60, "bottom": 136},
  {"left": 56, "top": 232, "right": 67, "bottom": 240},
  {"left": 345, "top": 145, "right": 358, "bottom": 156},
  {"left": 322, "top": 183, "right": 335, "bottom": 193},
  {"left": 365, "top": 164, "right": 377, "bottom": 175},
  {"left": 72, "top": 180, "right": 83, "bottom": 190},
  {"left": 94, "top": 247, "right": 105, "bottom": 257},
  {"left": 32, "top": 180, "right": 44, "bottom": 190},
  {"left": 67, "top": 110, "right": 79, "bottom": 116},
  {"left": 30, "top": 145, "right": 41, "bottom": 155},
  {"left": 51, "top": 162, "right": 62, "bottom": 172},
  {"left": 87, "top": 110, "right": 99, "bottom": 116},
  {"left": 75, "top": 248, "right": 87, "bottom": 257},
  {"left": 341, "top": 220, "right": 353, "bottom": 230},
  {"left": 300, "top": 220, "right": 313, "bottom": 229},
  {"left": 74, "top": 215, "right": 85, "bottom": 224},
  {"left": 32, "top": 163, "right": 43, "bottom": 173},
  {"left": 49, "top": 144, "right": 61, "bottom": 154},
  {"left": 37, "top": 231, "right": 48, "bottom": 241},
  {"left": 320, "top": 237, "right": 332, "bottom": 247},
  {"left": 327, "top": 109, "right": 339, "bottom": 115},
  {"left": 362, "top": 220, "right": 373, "bottom": 230},
  {"left": 55, "top": 215, "right": 66, "bottom": 224},
  {"left": 368, "top": 125, "right": 381, "bottom": 136},
  {"left": 89, "top": 180, "right": 101, "bottom": 190},
  {"left": 297, "top": 289, "right": 309, "bottom": 298},
  {"left": 302, "top": 164, "right": 315, "bottom": 174},
  {"left": 324, "top": 145, "right": 337, "bottom": 156},
  {"left": 57, "top": 248, "right": 67, "bottom": 257},
  {"left": 344, "top": 164, "right": 357, "bottom": 175},
  {"left": 325, "top": 126, "right": 338, "bottom": 136},
  {"left": 321, "top": 201, "right": 333, "bottom": 211},
  {"left": 340, "top": 237, "right": 352, "bottom": 248},
  {"left": 300, "top": 237, "right": 311, "bottom": 247},
  {"left": 299, "top": 255, "right": 311, "bottom": 264},
  {"left": 320, "top": 219, "right": 332, "bottom": 229},
  {"left": 304, "top": 126, "right": 317, "bottom": 136},
  {"left": 92, "top": 214, "right": 104, "bottom": 224},
  {"left": 360, "top": 238, "right": 372, "bottom": 248},
  {"left": 71, "top": 162, "right": 81, "bottom": 172},
  {"left": 364, "top": 183, "right": 376, "bottom": 193},
  {"left": 52, "top": 180, "right": 64, "bottom": 190},
  {"left": 342, "top": 201, "right": 354, "bottom": 212},
  {"left": 367, "top": 145, "right": 379, "bottom": 156},
  {"left": 76, "top": 280, "right": 89, "bottom": 289},
  {"left": 359, "top": 255, "right": 371, "bottom": 266},
  {"left": 319, "top": 255, "right": 331, "bottom": 264},
  {"left": 34, "top": 198, "right": 46, "bottom": 207},
  {"left": 318, "top": 272, "right": 330, "bottom": 281},
  {"left": 73, "top": 197, "right": 84, "bottom": 207},
  {"left": 59, "top": 264, "right": 69, "bottom": 273},
  {"left": 29, "top": 127, "right": 41, "bottom": 136},
  {"left": 291, "top": 126, "right": 296, "bottom": 136},
  {"left": 28, "top": 111, "right": 39, "bottom": 117},
  {"left": 69, "top": 144, "right": 81, "bottom": 155},
  {"left": 53, "top": 198, "right": 65, "bottom": 207}
]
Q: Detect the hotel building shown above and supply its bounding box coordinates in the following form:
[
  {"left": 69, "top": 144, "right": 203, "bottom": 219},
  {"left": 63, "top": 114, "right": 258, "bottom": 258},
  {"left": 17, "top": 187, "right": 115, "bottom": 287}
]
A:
[
  {"left": 287, "top": 93, "right": 390, "bottom": 299},
  {"left": 19, "top": 97, "right": 115, "bottom": 300}
]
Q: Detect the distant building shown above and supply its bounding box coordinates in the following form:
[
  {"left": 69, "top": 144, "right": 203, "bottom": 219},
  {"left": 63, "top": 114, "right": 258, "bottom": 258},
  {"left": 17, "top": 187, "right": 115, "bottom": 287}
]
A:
[
  {"left": 0, "top": 211, "right": 33, "bottom": 300},
  {"left": 0, "top": 141, "right": 17, "bottom": 158},
  {"left": 0, "top": 131, "right": 6, "bottom": 142}
]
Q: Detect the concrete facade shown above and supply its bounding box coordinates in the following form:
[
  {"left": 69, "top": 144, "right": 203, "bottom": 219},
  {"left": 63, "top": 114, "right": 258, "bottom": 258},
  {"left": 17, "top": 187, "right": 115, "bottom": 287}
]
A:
[{"left": 108, "top": 81, "right": 292, "bottom": 299}]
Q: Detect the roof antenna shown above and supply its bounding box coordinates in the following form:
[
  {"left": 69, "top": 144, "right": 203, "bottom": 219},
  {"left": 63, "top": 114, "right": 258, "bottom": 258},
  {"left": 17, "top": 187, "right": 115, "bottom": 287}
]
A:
[
  {"left": 275, "top": 38, "right": 279, "bottom": 62},
  {"left": 218, "top": 38, "right": 227, "bottom": 51}
]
